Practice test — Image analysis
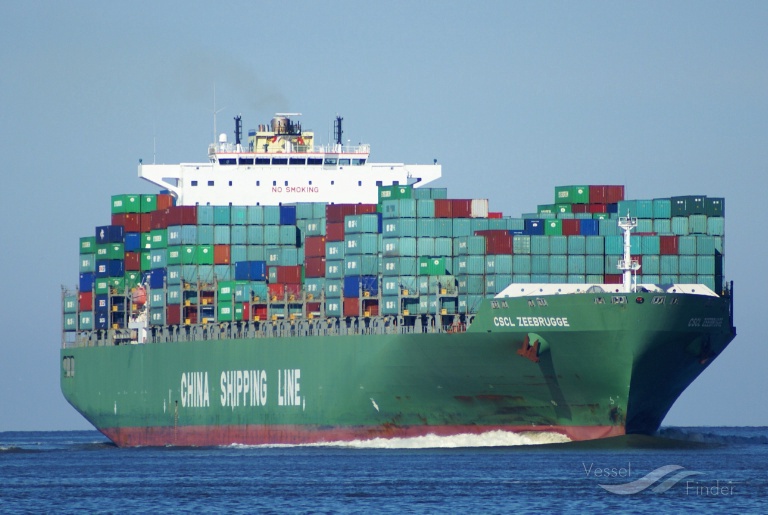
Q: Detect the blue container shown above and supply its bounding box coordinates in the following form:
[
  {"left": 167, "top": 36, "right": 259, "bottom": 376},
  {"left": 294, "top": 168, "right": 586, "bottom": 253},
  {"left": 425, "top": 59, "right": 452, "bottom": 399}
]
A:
[
  {"left": 95, "top": 259, "right": 110, "bottom": 278},
  {"left": 109, "top": 259, "right": 125, "bottom": 277},
  {"left": 95, "top": 225, "right": 124, "bottom": 244},
  {"left": 149, "top": 268, "right": 166, "bottom": 289},
  {"left": 124, "top": 232, "right": 141, "bottom": 252},
  {"left": 579, "top": 219, "right": 599, "bottom": 236},
  {"left": 79, "top": 272, "right": 95, "bottom": 292},
  {"left": 524, "top": 219, "right": 544, "bottom": 235},
  {"left": 279, "top": 205, "right": 297, "bottom": 225},
  {"left": 343, "top": 275, "right": 379, "bottom": 297}
]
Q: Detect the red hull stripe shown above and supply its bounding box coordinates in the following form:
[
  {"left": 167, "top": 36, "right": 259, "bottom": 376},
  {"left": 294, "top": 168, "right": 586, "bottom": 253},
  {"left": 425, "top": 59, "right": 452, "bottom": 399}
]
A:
[{"left": 101, "top": 424, "right": 625, "bottom": 447}]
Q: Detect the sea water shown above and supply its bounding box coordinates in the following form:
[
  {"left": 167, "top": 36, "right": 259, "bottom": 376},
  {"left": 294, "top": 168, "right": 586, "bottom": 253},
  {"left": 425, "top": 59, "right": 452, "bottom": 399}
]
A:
[{"left": 1, "top": 427, "right": 766, "bottom": 513}]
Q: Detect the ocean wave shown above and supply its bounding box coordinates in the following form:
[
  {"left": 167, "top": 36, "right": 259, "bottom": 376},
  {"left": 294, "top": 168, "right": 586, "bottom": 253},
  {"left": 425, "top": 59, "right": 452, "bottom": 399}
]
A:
[{"left": 224, "top": 430, "right": 571, "bottom": 449}]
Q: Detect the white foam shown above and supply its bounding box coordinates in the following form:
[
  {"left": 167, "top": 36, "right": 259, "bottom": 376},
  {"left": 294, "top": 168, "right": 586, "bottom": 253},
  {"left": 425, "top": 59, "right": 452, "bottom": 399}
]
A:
[{"left": 226, "top": 430, "right": 571, "bottom": 449}]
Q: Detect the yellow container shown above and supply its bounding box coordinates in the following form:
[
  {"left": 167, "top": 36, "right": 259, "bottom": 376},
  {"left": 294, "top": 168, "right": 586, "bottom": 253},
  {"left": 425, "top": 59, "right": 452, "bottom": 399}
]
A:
[
  {"left": 441, "top": 308, "right": 447, "bottom": 315},
  {"left": 403, "top": 309, "right": 410, "bottom": 316},
  {"left": 253, "top": 315, "right": 260, "bottom": 322}
]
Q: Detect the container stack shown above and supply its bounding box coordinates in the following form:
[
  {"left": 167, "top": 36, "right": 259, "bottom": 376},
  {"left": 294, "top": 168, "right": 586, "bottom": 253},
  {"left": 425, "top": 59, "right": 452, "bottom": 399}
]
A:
[{"left": 65, "top": 184, "right": 726, "bottom": 333}]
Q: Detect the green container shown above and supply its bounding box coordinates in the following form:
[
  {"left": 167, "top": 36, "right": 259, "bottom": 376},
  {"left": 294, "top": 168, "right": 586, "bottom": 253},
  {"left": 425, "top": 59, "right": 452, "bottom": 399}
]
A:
[
  {"left": 544, "top": 219, "right": 562, "bottom": 236},
  {"left": 231, "top": 206, "right": 247, "bottom": 225},
  {"left": 150, "top": 229, "right": 168, "bottom": 249},
  {"left": 140, "top": 252, "right": 152, "bottom": 271},
  {"left": 325, "top": 260, "right": 343, "bottom": 279},
  {"left": 380, "top": 258, "right": 399, "bottom": 277},
  {"left": 111, "top": 194, "right": 140, "bottom": 214},
  {"left": 378, "top": 185, "right": 412, "bottom": 202},
  {"left": 555, "top": 185, "right": 589, "bottom": 204},
  {"left": 598, "top": 218, "right": 619, "bottom": 235},
  {"left": 400, "top": 257, "right": 418, "bottom": 276},
  {"left": 604, "top": 255, "right": 621, "bottom": 274},
  {"left": 166, "top": 266, "right": 181, "bottom": 285},
  {"left": 705, "top": 198, "right": 725, "bottom": 217},
  {"left": 196, "top": 245, "right": 214, "bottom": 265},
  {"left": 417, "top": 199, "right": 435, "bottom": 218},
  {"left": 419, "top": 257, "right": 446, "bottom": 276},
  {"left": 94, "top": 278, "right": 109, "bottom": 295},
  {"left": 466, "top": 255, "right": 484, "bottom": 275},
  {"left": 417, "top": 237, "right": 435, "bottom": 256},
  {"left": 707, "top": 217, "right": 724, "bottom": 236},
  {"left": 635, "top": 200, "right": 654, "bottom": 218},
  {"left": 80, "top": 236, "right": 97, "bottom": 254},
  {"left": 697, "top": 255, "right": 715, "bottom": 275},
  {"left": 430, "top": 188, "right": 448, "bottom": 200},
  {"left": 399, "top": 198, "right": 417, "bottom": 218},
  {"left": 247, "top": 206, "right": 264, "bottom": 225},
  {"left": 679, "top": 256, "right": 697, "bottom": 275},
  {"left": 470, "top": 218, "right": 490, "bottom": 233},
  {"left": 507, "top": 218, "right": 525, "bottom": 231},
  {"left": 660, "top": 255, "right": 679, "bottom": 275},
  {"left": 696, "top": 235, "right": 715, "bottom": 255},
  {"left": 140, "top": 194, "right": 158, "bottom": 213},
  {"left": 125, "top": 271, "right": 141, "bottom": 289},
  {"left": 95, "top": 244, "right": 109, "bottom": 260},
  {"left": 107, "top": 243, "right": 124, "bottom": 260},
  {"left": 63, "top": 295, "right": 78, "bottom": 313},
  {"left": 678, "top": 236, "right": 697, "bottom": 255},
  {"left": 279, "top": 226, "right": 298, "bottom": 245}
]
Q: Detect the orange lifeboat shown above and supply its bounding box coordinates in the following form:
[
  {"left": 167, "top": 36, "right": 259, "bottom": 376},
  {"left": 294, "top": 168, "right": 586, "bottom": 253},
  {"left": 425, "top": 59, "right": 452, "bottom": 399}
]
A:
[{"left": 132, "top": 286, "right": 147, "bottom": 306}]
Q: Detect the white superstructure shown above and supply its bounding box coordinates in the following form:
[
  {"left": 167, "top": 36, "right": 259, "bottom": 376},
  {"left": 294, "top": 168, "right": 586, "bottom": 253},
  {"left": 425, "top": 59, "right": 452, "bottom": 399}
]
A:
[{"left": 139, "top": 114, "right": 441, "bottom": 206}]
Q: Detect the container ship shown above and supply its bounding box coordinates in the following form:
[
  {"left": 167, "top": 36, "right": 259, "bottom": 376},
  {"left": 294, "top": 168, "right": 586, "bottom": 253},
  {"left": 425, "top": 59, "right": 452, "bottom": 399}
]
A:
[{"left": 61, "top": 113, "right": 736, "bottom": 447}]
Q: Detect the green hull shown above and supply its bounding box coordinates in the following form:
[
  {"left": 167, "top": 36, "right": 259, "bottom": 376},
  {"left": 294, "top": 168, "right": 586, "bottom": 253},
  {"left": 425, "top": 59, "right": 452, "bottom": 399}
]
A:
[{"left": 61, "top": 291, "right": 735, "bottom": 446}]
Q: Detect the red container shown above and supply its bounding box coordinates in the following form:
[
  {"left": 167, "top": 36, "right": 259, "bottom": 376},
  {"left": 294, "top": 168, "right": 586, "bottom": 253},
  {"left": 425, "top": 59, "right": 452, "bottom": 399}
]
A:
[
  {"left": 343, "top": 297, "right": 359, "bottom": 317},
  {"left": 561, "top": 219, "right": 581, "bottom": 236},
  {"left": 451, "top": 199, "right": 472, "bottom": 218},
  {"left": 660, "top": 235, "right": 679, "bottom": 255},
  {"left": 285, "top": 284, "right": 302, "bottom": 297},
  {"left": 251, "top": 304, "right": 268, "bottom": 320},
  {"left": 306, "top": 302, "right": 321, "bottom": 313},
  {"left": 276, "top": 265, "right": 303, "bottom": 284},
  {"left": 166, "top": 206, "right": 197, "bottom": 226},
  {"left": 326, "top": 204, "right": 358, "bottom": 223},
  {"left": 140, "top": 213, "right": 152, "bottom": 232},
  {"left": 78, "top": 291, "right": 93, "bottom": 312},
  {"left": 268, "top": 283, "right": 285, "bottom": 299},
  {"left": 304, "top": 236, "right": 326, "bottom": 258},
  {"left": 571, "top": 204, "right": 590, "bottom": 214},
  {"left": 434, "top": 199, "right": 453, "bottom": 218},
  {"left": 124, "top": 252, "right": 141, "bottom": 271},
  {"left": 183, "top": 306, "right": 198, "bottom": 324},
  {"left": 589, "top": 185, "right": 625, "bottom": 204},
  {"left": 355, "top": 204, "right": 378, "bottom": 215},
  {"left": 488, "top": 212, "right": 503, "bottom": 219},
  {"left": 326, "top": 222, "right": 345, "bottom": 242},
  {"left": 604, "top": 274, "right": 623, "bottom": 285},
  {"left": 150, "top": 210, "right": 168, "bottom": 230},
  {"left": 304, "top": 257, "right": 326, "bottom": 278},
  {"left": 475, "top": 230, "right": 512, "bottom": 254},
  {"left": 588, "top": 203, "right": 608, "bottom": 213},
  {"left": 166, "top": 305, "right": 181, "bottom": 326},
  {"left": 214, "top": 245, "right": 231, "bottom": 265},
  {"left": 362, "top": 299, "right": 379, "bottom": 316},
  {"left": 111, "top": 213, "right": 141, "bottom": 233},
  {"left": 156, "top": 193, "right": 174, "bottom": 210}
]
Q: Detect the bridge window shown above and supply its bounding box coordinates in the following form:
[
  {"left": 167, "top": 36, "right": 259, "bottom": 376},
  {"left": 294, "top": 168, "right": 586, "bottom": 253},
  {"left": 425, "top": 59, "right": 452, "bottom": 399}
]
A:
[
  {"left": 256, "top": 158, "right": 270, "bottom": 165},
  {"left": 191, "top": 180, "right": 198, "bottom": 186},
  {"left": 219, "top": 158, "right": 236, "bottom": 165},
  {"left": 324, "top": 158, "right": 338, "bottom": 165},
  {"left": 289, "top": 158, "right": 306, "bottom": 165},
  {"left": 308, "top": 158, "right": 323, "bottom": 165},
  {"left": 339, "top": 158, "right": 350, "bottom": 165},
  {"left": 272, "top": 158, "right": 288, "bottom": 165},
  {"left": 208, "top": 180, "right": 214, "bottom": 186},
  {"left": 352, "top": 159, "right": 366, "bottom": 165},
  {"left": 239, "top": 158, "right": 254, "bottom": 165}
]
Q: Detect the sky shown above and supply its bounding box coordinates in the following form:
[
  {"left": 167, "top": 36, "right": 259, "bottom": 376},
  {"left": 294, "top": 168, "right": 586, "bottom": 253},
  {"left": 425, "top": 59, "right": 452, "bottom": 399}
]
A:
[{"left": 0, "top": 1, "right": 766, "bottom": 431}]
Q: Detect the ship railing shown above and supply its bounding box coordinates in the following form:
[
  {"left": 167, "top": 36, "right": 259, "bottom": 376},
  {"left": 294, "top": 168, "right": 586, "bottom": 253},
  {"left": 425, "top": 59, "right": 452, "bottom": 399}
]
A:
[
  {"left": 209, "top": 142, "right": 371, "bottom": 156},
  {"left": 64, "top": 314, "right": 472, "bottom": 347}
]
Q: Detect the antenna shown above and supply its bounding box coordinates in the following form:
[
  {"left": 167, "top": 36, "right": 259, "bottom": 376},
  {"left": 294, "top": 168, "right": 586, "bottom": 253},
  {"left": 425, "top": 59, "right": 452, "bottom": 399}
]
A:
[{"left": 212, "top": 84, "right": 225, "bottom": 144}]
